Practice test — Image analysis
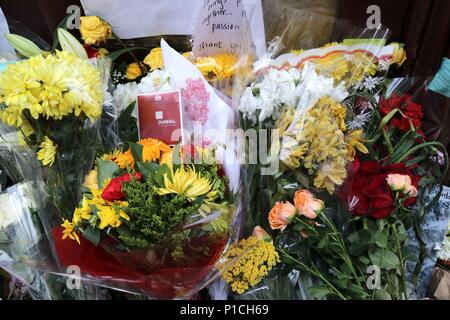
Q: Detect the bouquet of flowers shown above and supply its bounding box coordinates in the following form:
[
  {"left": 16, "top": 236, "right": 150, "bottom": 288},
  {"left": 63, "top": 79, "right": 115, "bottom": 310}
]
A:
[
  {"left": 218, "top": 6, "right": 449, "bottom": 300},
  {"left": 0, "top": 2, "right": 256, "bottom": 298},
  {"left": 0, "top": 29, "right": 105, "bottom": 219},
  {"left": 52, "top": 139, "right": 237, "bottom": 298}
]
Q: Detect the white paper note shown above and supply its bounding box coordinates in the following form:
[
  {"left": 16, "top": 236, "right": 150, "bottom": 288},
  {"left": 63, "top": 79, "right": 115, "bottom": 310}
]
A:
[
  {"left": 80, "top": 0, "right": 265, "bottom": 57},
  {"left": 192, "top": 0, "right": 254, "bottom": 57}
]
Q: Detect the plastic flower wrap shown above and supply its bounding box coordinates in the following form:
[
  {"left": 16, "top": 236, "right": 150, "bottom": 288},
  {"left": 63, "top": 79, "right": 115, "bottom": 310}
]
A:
[
  {"left": 230, "top": 6, "right": 449, "bottom": 300},
  {"left": 238, "top": 38, "right": 395, "bottom": 230},
  {"left": 0, "top": 181, "right": 108, "bottom": 300},
  {"left": 50, "top": 139, "right": 237, "bottom": 298},
  {"left": 236, "top": 72, "right": 448, "bottom": 299},
  {"left": 0, "top": 46, "right": 104, "bottom": 218}
]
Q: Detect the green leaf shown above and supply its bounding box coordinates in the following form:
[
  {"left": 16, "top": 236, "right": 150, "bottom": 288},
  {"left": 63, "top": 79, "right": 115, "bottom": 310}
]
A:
[
  {"left": 6, "top": 34, "right": 42, "bottom": 58},
  {"left": 402, "top": 246, "right": 418, "bottom": 262},
  {"left": 374, "top": 232, "right": 388, "bottom": 248},
  {"left": 349, "top": 242, "right": 367, "bottom": 256},
  {"left": 374, "top": 289, "right": 392, "bottom": 300},
  {"left": 348, "top": 231, "right": 359, "bottom": 243},
  {"left": 346, "top": 284, "right": 369, "bottom": 299},
  {"left": 358, "top": 256, "right": 371, "bottom": 265},
  {"left": 136, "top": 161, "right": 160, "bottom": 181},
  {"left": 130, "top": 142, "right": 143, "bottom": 163},
  {"left": 97, "top": 159, "right": 120, "bottom": 188},
  {"left": 369, "top": 248, "right": 400, "bottom": 270},
  {"left": 359, "top": 229, "right": 372, "bottom": 243},
  {"left": 153, "top": 164, "right": 170, "bottom": 187},
  {"left": 107, "top": 47, "right": 149, "bottom": 62},
  {"left": 52, "top": 13, "right": 74, "bottom": 51},
  {"left": 307, "top": 285, "right": 333, "bottom": 299},
  {"left": 57, "top": 28, "right": 88, "bottom": 59},
  {"left": 82, "top": 226, "right": 101, "bottom": 246},
  {"left": 317, "top": 236, "right": 328, "bottom": 249},
  {"left": 280, "top": 254, "right": 298, "bottom": 267}
]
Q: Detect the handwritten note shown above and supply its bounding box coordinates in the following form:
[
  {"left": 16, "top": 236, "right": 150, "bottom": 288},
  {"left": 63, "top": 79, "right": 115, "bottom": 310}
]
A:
[{"left": 193, "top": 0, "right": 255, "bottom": 57}]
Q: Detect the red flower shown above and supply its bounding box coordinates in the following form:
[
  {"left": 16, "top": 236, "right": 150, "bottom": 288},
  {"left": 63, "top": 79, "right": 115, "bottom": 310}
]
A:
[
  {"left": 101, "top": 173, "right": 142, "bottom": 201},
  {"left": 339, "top": 159, "right": 420, "bottom": 219},
  {"left": 379, "top": 94, "right": 423, "bottom": 132},
  {"left": 84, "top": 45, "right": 99, "bottom": 59}
]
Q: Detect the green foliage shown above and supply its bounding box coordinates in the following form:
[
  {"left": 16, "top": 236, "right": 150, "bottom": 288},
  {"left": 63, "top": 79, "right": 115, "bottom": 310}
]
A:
[
  {"left": 119, "top": 179, "right": 201, "bottom": 248},
  {"left": 96, "top": 159, "right": 120, "bottom": 188},
  {"left": 116, "top": 103, "right": 139, "bottom": 148}
]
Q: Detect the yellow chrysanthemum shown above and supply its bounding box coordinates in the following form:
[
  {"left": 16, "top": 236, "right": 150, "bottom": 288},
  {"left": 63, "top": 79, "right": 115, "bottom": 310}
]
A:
[
  {"left": 347, "top": 52, "right": 378, "bottom": 85},
  {"left": 312, "top": 49, "right": 378, "bottom": 86},
  {"left": 195, "top": 53, "right": 240, "bottom": 80},
  {"left": 114, "top": 150, "right": 135, "bottom": 169},
  {"left": 143, "top": 47, "right": 164, "bottom": 71},
  {"left": 0, "top": 51, "right": 103, "bottom": 127},
  {"left": 345, "top": 130, "right": 369, "bottom": 158},
  {"left": 182, "top": 51, "right": 193, "bottom": 61},
  {"left": 280, "top": 97, "right": 351, "bottom": 194},
  {"left": 36, "top": 136, "right": 57, "bottom": 166},
  {"left": 221, "top": 236, "right": 280, "bottom": 294},
  {"left": 159, "top": 151, "right": 173, "bottom": 166},
  {"left": 314, "top": 159, "right": 348, "bottom": 194},
  {"left": 290, "top": 49, "right": 304, "bottom": 55},
  {"left": 314, "top": 52, "right": 350, "bottom": 82},
  {"left": 157, "top": 166, "right": 213, "bottom": 201},
  {"left": 138, "top": 138, "right": 171, "bottom": 162},
  {"left": 97, "top": 205, "right": 129, "bottom": 229},
  {"left": 61, "top": 219, "right": 80, "bottom": 244}
]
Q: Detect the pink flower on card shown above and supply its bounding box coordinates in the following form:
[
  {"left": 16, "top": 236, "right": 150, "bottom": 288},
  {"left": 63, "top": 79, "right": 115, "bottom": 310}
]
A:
[{"left": 182, "top": 78, "right": 210, "bottom": 124}]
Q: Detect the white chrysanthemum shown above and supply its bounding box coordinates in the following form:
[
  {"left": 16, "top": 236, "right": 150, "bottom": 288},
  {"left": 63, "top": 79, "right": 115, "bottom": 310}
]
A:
[
  {"left": 112, "top": 82, "right": 139, "bottom": 113},
  {"left": 296, "top": 62, "right": 348, "bottom": 110},
  {"left": 238, "top": 62, "right": 348, "bottom": 125},
  {"left": 239, "top": 87, "right": 260, "bottom": 123}
]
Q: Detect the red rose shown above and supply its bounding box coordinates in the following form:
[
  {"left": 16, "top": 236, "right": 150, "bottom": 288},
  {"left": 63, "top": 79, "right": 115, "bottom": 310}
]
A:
[
  {"left": 339, "top": 159, "right": 420, "bottom": 219},
  {"left": 84, "top": 45, "right": 99, "bottom": 59},
  {"left": 101, "top": 173, "right": 142, "bottom": 201},
  {"left": 379, "top": 94, "right": 423, "bottom": 133}
]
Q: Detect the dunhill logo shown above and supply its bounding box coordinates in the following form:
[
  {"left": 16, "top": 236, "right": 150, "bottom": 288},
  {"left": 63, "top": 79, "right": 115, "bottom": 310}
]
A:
[{"left": 158, "top": 119, "right": 176, "bottom": 125}]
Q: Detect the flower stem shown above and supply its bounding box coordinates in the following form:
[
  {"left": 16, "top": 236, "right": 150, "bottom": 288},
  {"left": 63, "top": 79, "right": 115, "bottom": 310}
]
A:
[
  {"left": 391, "top": 223, "right": 408, "bottom": 300},
  {"left": 112, "top": 32, "right": 146, "bottom": 74},
  {"left": 277, "top": 248, "right": 348, "bottom": 300}
]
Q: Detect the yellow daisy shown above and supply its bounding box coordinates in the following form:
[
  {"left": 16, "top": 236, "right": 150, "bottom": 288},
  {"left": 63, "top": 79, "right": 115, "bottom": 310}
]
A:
[{"left": 61, "top": 219, "right": 80, "bottom": 244}]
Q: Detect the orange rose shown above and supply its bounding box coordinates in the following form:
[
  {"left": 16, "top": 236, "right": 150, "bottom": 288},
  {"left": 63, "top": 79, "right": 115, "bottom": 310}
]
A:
[
  {"left": 386, "top": 174, "right": 412, "bottom": 192},
  {"left": 268, "top": 201, "right": 296, "bottom": 231},
  {"left": 406, "top": 185, "right": 418, "bottom": 197},
  {"left": 294, "top": 190, "right": 323, "bottom": 219}
]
